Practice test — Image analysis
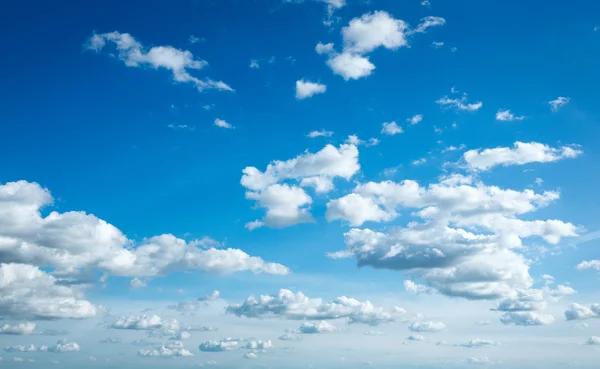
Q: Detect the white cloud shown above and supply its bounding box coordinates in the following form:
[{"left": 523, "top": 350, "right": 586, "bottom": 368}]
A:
[
  {"left": 99, "top": 337, "right": 121, "bottom": 344},
  {"left": 86, "top": 31, "right": 233, "bottom": 92},
  {"left": 241, "top": 143, "right": 359, "bottom": 192},
  {"left": 496, "top": 109, "right": 525, "bottom": 121},
  {"left": 249, "top": 59, "right": 259, "bottom": 68},
  {"left": 409, "top": 321, "right": 446, "bottom": 332},
  {"left": 464, "top": 141, "right": 583, "bottom": 171},
  {"left": 245, "top": 340, "right": 273, "bottom": 350},
  {"left": 548, "top": 97, "right": 570, "bottom": 112},
  {"left": 214, "top": 118, "right": 233, "bottom": 129},
  {"left": 442, "top": 144, "right": 467, "bottom": 153},
  {"left": 246, "top": 184, "right": 313, "bottom": 228},
  {"left": 244, "top": 352, "right": 257, "bottom": 359},
  {"left": 0, "top": 322, "right": 36, "bottom": 335},
  {"left": 565, "top": 303, "right": 600, "bottom": 320},
  {"left": 296, "top": 80, "right": 327, "bottom": 99},
  {"left": 577, "top": 260, "right": 600, "bottom": 271},
  {"left": 299, "top": 321, "right": 338, "bottom": 334},
  {"left": 404, "top": 280, "right": 433, "bottom": 295},
  {"left": 315, "top": 42, "right": 335, "bottom": 55},
  {"left": 500, "top": 311, "right": 555, "bottom": 326},
  {"left": 407, "top": 114, "right": 423, "bottom": 125},
  {"left": 325, "top": 175, "right": 578, "bottom": 301},
  {"left": 407, "top": 334, "right": 425, "bottom": 341},
  {"left": 412, "top": 158, "right": 427, "bottom": 166},
  {"left": 111, "top": 315, "right": 165, "bottom": 330},
  {"left": 421, "top": 0, "right": 431, "bottom": 6},
  {"left": 436, "top": 93, "right": 482, "bottom": 112},
  {"left": 381, "top": 121, "right": 403, "bottom": 135},
  {"left": 432, "top": 41, "right": 444, "bottom": 48},
  {"left": 279, "top": 333, "right": 302, "bottom": 341},
  {"left": 411, "top": 16, "right": 446, "bottom": 34},
  {"left": 326, "top": 193, "right": 396, "bottom": 226},
  {"left": 226, "top": 289, "right": 402, "bottom": 325},
  {"left": 300, "top": 176, "right": 335, "bottom": 194},
  {"left": 199, "top": 338, "right": 239, "bottom": 352},
  {"left": 326, "top": 52, "right": 375, "bottom": 80},
  {"left": 468, "top": 356, "right": 490, "bottom": 365},
  {"left": 342, "top": 11, "right": 409, "bottom": 54},
  {"left": 307, "top": 129, "right": 333, "bottom": 138},
  {"left": 130, "top": 277, "right": 147, "bottom": 289},
  {"left": 586, "top": 336, "right": 600, "bottom": 345},
  {"left": 188, "top": 35, "right": 203, "bottom": 44},
  {"left": 458, "top": 339, "right": 499, "bottom": 348},
  {"left": 139, "top": 341, "right": 194, "bottom": 357},
  {"left": 198, "top": 290, "right": 221, "bottom": 302},
  {"left": 48, "top": 340, "right": 80, "bottom": 353}
]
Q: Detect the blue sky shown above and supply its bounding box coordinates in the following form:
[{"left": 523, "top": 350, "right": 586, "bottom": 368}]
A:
[{"left": 1, "top": 0, "right": 600, "bottom": 368}]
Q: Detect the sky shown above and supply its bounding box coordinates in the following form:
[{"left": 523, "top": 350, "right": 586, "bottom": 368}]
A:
[{"left": 1, "top": 0, "right": 600, "bottom": 368}]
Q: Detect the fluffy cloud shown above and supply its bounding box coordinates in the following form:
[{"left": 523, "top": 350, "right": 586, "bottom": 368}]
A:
[
  {"left": 214, "top": 118, "right": 233, "bottom": 129},
  {"left": 199, "top": 290, "right": 221, "bottom": 302},
  {"left": 241, "top": 144, "right": 360, "bottom": 228},
  {"left": 458, "top": 339, "right": 499, "bottom": 348},
  {"left": 85, "top": 31, "right": 232, "bottom": 92},
  {"left": 564, "top": 303, "right": 600, "bottom": 320},
  {"left": 5, "top": 340, "right": 80, "bottom": 353},
  {"left": 577, "top": 260, "right": 600, "bottom": 271},
  {"left": 404, "top": 280, "right": 434, "bottom": 295},
  {"left": 586, "top": 336, "right": 600, "bottom": 345},
  {"left": 463, "top": 141, "right": 582, "bottom": 171},
  {"left": 0, "top": 322, "right": 36, "bottom": 335},
  {"left": 241, "top": 144, "right": 359, "bottom": 192},
  {"left": 278, "top": 333, "right": 302, "bottom": 341},
  {"left": 496, "top": 109, "right": 525, "bottom": 121},
  {"left": 226, "top": 289, "right": 402, "bottom": 325},
  {"left": 325, "top": 173, "right": 578, "bottom": 302},
  {"left": 407, "top": 114, "right": 423, "bottom": 125},
  {"left": 0, "top": 180, "right": 289, "bottom": 317},
  {"left": 111, "top": 315, "right": 165, "bottom": 330},
  {"left": 407, "top": 334, "right": 425, "bottom": 341},
  {"left": 319, "top": 11, "right": 445, "bottom": 80},
  {"left": 298, "top": 321, "right": 338, "bottom": 334},
  {"left": 245, "top": 184, "right": 313, "bottom": 228},
  {"left": 381, "top": 121, "right": 403, "bottom": 135},
  {"left": 548, "top": 96, "right": 570, "bottom": 112},
  {"left": 436, "top": 93, "right": 482, "bottom": 112},
  {"left": 0, "top": 263, "right": 98, "bottom": 320},
  {"left": 138, "top": 341, "right": 193, "bottom": 357},
  {"left": 199, "top": 338, "right": 239, "bottom": 352},
  {"left": 245, "top": 340, "right": 273, "bottom": 350},
  {"left": 130, "top": 277, "right": 147, "bottom": 289},
  {"left": 468, "top": 356, "right": 490, "bottom": 365},
  {"left": 296, "top": 80, "right": 327, "bottom": 99},
  {"left": 409, "top": 321, "right": 446, "bottom": 332},
  {"left": 307, "top": 129, "right": 333, "bottom": 138},
  {"left": 500, "top": 311, "right": 555, "bottom": 326}
]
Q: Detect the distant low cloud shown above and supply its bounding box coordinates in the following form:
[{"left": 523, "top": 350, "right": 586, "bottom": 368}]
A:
[
  {"left": 496, "top": 109, "right": 525, "bottom": 121},
  {"left": 214, "top": 118, "right": 233, "bottom": 129},
  {"left": 548, "top": 96, "right": 570, "bottom": 112}
]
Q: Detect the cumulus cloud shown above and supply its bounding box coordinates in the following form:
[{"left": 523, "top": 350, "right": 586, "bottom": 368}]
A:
[
  {"left": 318, "top": 11, "right": 445, "bottom": 80},
  {"left": 404, "top": 280, "right": 434, "bottom": 295},
  {"left": 241, "top": 144, "right": 360, "bottom": 227},
  {"left": 464, "top": 141, "right": 583, "bottom": 171},
  {"left": 5, "top": 340, "right": 80, "bottom": 353},
  {"left": 409, "top": 321, "right": 446, "bottom": 332},
  {"left": 381, "top": 121, "right": 403, "bottom": 135},
  {"left": 0, "top": 180, "right": 289, "bottom": 321},
  {"left": 577, "top": 260, "right": 600, "bottom": 271},
  {"left": 111, "top": 315, "right": 165, "bottom": 330},
  {"left": 496, "top": 109, "right": 525, "bottom": 121},
  {"left": 85, "top": 31, "right": 232, "bottom": 92},
  {"left": 325, "top": 174, "right": 578, "bottom": 302},
  {"left": 245, "top": 340, "right": 273, "bottom": 350},
  {"left": 586, "top": 336, "right": 600, "bottom": 345},
  {"left": 279, "top": 333, "right": 302, "bottom": 341},
  {"left": 468, "top": 356, "right": 490, "bottom": 365},
  {"left": 565, "top": 303, "right": 600, "bottom": 320},
  {"left": 307, "top": 129, "right": 333, "bottom": 138},
  {"left": 407, "top": 114, "right": 423, "bottom": 125},
  {"left": 138, "top": 341, "right": 193, "bottom": 357},
  {"left": 296, "top": 80, "right": 327, "bottom": 99},
  {"left": 130, "top": 277, "right": 147, "bottom": 289},
  {"left": 199, "top": 338, "right": 239, "bottom": 352},
  {"left": 436, "top": 93, "right": 482, "bottom": 112},
  {"left": 548, "top": 97, "right": 570, "bottom": 112},
  {"left": 458, "top": 339, "right": 499, "bottom": 348},
  {"left": 407, "top": 334, "right": 425, "bottom": 341},
  {"left": 0, "top": 322, "right": 36, "bottom": 335},
  {"left": 298, "top": 321, "right": 338, "bottom": 334},
  {"left": 99, "top": 337, "right": 121, "bottom": 344},
  {"left": 226, "top": 289, "right": 402, "bottom": 325},
  {"left": 214, "top": 118, "right": 233, "bottom": 129}
]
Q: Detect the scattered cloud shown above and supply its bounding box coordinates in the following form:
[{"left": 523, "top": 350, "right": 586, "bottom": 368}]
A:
[
  {"left": 548, "top": 97, "right": 570, "bottom": 112},
  {"left": 407, "top": 114, "right": 423, "bottom": 125},
  {"left": 249, "top": 59, "right": 260, "bottom": 68},
  {"left": 381, "top": 121, "right": 403, "bottom": 135},
  {"left": 307, "top": 129, "right": 334, "bottom": 138},
  {"left": 214, "top": 118, "right": 233, "bottom": 129},
  {"left": 296, "top": 80, "right": 327, "bottom": 99},
  {"left": 86, "top": 31, "right": 233, "bottom": 92},
  {"left": 464, "top": 141, "right": 583, "bottom": 171},
  {"left": 436, "top": 92, "right": 482, "bottom": 112},
  {"left": 0, "top": 322, "right": 36, "bottom": 335},
  {"left": 496, "top": 109, "right": 525, "bottom": 121}
]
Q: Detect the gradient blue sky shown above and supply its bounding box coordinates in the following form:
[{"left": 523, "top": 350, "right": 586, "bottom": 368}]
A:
[{"left": 1, "top": 0, "right": 600, "bottom": 368}]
